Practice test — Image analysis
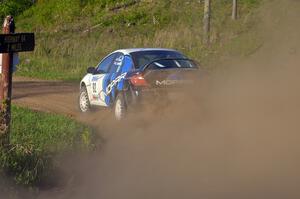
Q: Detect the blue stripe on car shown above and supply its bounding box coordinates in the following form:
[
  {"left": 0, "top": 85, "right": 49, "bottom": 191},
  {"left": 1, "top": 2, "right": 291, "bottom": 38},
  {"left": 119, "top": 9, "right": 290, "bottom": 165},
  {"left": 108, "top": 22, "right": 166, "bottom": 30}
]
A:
[{"left": 117, "top": 56, "right": 133, "bottom": 90}]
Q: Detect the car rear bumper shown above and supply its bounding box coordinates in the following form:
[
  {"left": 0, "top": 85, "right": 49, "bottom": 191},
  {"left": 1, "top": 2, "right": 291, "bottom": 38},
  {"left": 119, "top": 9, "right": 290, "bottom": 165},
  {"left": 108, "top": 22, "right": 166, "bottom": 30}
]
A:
[{"left": 127, "top": 86, "right": 187, "bottom": 107}]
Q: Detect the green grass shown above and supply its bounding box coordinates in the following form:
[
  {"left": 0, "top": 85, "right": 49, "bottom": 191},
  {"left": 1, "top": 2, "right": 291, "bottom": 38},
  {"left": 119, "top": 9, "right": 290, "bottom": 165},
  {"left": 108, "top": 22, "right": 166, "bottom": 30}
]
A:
[
  {"left": 12, "top": 0, "right": 261, "bottom": 80},
  {"left": 0, "top": 0, "right": 33, "bottom": 19},
  {"left": 0, "top": 105, "right": 96, "bottom": 185}
]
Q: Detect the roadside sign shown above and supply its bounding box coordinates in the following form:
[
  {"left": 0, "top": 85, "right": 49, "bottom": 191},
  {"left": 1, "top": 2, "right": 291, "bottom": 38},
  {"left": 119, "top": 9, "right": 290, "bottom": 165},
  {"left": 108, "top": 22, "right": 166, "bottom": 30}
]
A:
[
  {"left": 0, "top": 33, "right": 35, "bottom": 53},
  {"left": 0, "top": 16, "right": 35, "bottom": 147},
  {"left": 0, "top": 53, "right": 2, "bottom": 72}
]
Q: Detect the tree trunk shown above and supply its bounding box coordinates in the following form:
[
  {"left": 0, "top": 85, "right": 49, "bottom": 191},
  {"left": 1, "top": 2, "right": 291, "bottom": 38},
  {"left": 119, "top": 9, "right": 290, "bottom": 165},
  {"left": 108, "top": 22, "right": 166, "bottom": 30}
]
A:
[
  {"left": 203, "top": 0, "right": 211, "bottom": 45},
  {"left": 232, "top": 0, "right": 238, "bottom": 20}
]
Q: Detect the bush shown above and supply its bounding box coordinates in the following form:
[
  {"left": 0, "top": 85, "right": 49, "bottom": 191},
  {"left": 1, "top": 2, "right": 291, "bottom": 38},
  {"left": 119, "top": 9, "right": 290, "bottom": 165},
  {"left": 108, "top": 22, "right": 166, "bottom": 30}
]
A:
[
  {"left": 0, "top": 144, "right": 52, "bottom": 185},
  {"left": 0, "top": 106, "right": 96, "bottom": 185}
]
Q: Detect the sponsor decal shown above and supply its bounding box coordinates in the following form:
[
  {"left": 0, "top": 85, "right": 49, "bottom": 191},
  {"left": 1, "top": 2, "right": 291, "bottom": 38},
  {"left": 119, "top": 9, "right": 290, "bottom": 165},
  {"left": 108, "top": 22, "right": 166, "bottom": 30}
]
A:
[
  {"left": 154, "top": 62, "right": 166, "bottom": 68},
  {"left": 115, "top": 55, "right": 124, "bottom": 65},
  {"left": 92, "top": 76, "right": 100, "bottom": 81},
  {"left": 106, "top": 72, "right": 127, "bottom": 95},
  {"left": 155, "top": 79, "right": 192, "bottom": 86},
  {"left": 92, "top": 95, "right": 100, "bottom": 100},
  {"left": 91, "top": 76, "right": 100, "bottom": 94}
]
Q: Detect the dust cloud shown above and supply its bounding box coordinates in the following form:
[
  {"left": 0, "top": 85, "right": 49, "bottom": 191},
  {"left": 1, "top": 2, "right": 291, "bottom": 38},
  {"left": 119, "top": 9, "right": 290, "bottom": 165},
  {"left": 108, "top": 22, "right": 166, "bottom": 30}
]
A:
[{"left": 2, "top": 0, "right": 300, "bottom": 198}]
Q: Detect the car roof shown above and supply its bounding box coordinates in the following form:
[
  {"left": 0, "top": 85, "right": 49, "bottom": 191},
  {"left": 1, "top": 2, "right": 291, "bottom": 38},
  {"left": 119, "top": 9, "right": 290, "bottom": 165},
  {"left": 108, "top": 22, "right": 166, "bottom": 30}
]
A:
[{"left": 112, "top": 48, "right": 180, "bottom": 55}]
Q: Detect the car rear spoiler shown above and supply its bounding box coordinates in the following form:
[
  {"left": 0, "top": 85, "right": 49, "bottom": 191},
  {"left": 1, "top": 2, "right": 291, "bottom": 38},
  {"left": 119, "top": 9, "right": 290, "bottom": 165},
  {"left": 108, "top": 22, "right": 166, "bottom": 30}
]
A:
[{"left": 141, "top": 58, "right": 199, "bottom": 71}]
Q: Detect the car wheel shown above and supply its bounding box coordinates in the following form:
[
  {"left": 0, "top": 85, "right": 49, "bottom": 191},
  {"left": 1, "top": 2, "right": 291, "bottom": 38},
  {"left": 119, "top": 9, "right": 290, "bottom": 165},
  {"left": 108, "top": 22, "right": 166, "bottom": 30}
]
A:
[
  {"left": 79, "top": 86, "right": 90, "bottom": 112},
  {"left": 114, "top": 93, "right": 127, "bottom": 120}
]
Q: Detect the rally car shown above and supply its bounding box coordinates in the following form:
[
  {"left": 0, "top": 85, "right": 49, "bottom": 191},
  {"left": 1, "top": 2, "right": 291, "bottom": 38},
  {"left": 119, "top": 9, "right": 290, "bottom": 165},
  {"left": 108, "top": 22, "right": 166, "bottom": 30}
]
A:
[{"left": 79, "top": 48, "right": 199, "bottom": 120}]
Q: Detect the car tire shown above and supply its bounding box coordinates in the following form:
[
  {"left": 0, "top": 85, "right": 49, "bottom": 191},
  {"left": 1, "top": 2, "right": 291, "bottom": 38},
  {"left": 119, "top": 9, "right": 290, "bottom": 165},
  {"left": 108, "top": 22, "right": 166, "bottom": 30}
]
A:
[
  {"left": 79, "top": 86, "right": 91, "bottom": 113},
  {"left": 114, "top": 93, "right": 127, "bottom": 120}
]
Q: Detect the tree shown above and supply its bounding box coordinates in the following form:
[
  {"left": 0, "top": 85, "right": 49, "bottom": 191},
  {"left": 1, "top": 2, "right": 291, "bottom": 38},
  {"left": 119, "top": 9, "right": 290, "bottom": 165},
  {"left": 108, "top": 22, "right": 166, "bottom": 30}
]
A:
[
  {"left": 232, "top": 0, "right": 238, "bottom": 20},
  {"left": 203, "top": 0, "right": 211, "bottom": 45}
]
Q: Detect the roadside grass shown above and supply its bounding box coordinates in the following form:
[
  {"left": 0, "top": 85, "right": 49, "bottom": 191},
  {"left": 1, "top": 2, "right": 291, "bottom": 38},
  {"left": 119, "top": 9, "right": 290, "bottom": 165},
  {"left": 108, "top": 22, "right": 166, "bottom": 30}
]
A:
[
  {"left": 0, "top": 0, "right": 33, "bottom": 19},
  {"left": 0, "top": 105, "right": 97, "bottom": 186},
  {"left": 14, "top": 0, "right": 261, "bottom": 80}
]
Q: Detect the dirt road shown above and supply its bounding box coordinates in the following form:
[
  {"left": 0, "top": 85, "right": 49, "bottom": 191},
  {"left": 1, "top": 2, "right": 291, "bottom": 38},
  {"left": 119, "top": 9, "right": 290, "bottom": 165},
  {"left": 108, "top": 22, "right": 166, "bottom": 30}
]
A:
[
  {"left": 13, "top": 77, "right": 79, "bottom": 116},
  {"left": 12, "top": 77, "right": 112, "bottom": 126}
]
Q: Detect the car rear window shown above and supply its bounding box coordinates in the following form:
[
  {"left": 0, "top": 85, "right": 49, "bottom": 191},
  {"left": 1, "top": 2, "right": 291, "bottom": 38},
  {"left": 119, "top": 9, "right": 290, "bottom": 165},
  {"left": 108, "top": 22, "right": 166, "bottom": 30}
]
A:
[
  {"left": 146, "top": 59, "right": 197, "bottom": 70},
  {"left": 130, "top": 50, "right": 186, "bottom": 68}
]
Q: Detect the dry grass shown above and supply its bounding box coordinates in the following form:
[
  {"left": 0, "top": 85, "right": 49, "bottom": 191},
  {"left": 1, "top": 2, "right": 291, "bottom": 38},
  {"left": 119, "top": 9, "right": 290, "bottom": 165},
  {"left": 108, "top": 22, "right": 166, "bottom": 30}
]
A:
[{"left": 15, "top": 0, "right": 261, "bottom": 80}]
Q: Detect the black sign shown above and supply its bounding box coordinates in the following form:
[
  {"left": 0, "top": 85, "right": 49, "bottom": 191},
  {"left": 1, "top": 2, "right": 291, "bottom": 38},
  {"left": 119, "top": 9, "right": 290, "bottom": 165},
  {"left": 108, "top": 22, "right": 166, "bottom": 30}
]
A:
[{"left": 0, "top": 33, "right": 35, "bottom": 53}]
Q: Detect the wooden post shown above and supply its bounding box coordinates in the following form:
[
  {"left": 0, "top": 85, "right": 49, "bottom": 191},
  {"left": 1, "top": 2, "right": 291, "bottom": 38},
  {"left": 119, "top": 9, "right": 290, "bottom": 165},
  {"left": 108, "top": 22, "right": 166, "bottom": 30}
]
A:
[
  {"left": 0, "top": 16, "right": 14, "bottom": 147},
  {"left": 203, "top": 0, "right": 211, "bottom": 45},
  {"left": 232, "top": 0, "right": 238, "bottom": 20}
]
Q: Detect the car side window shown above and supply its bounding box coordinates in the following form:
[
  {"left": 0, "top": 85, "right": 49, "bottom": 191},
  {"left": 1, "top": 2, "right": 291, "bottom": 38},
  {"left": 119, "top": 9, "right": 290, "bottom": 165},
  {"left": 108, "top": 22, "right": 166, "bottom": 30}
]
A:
[
  {"left": 109, "top": 53, "right": 124, "bottom": 73},
  {"left": 96, "top": 53, "right": 116, "bottom": 73}
]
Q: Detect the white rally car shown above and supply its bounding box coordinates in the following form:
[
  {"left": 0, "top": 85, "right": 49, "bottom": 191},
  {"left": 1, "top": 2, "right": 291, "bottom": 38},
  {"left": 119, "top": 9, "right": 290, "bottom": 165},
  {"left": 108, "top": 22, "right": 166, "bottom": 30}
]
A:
[{"left": 79, "top": 48, "right": 199, "bottom": 120}]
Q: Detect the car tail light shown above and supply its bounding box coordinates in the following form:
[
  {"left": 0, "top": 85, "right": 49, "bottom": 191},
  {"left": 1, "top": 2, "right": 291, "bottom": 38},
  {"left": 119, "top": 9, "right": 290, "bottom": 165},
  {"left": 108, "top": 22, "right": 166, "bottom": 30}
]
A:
[{"left": 130, "top": 74, "right": 148, "bottom": 86}]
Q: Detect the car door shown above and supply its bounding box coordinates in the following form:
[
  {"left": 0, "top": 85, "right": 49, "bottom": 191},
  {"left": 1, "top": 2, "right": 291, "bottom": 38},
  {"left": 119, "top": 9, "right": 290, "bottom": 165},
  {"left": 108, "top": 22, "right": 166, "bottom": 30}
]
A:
[
  {"left": 90, "top": 53, "right": 116, "bottom": 106},
  {"left": 104, "top": 52, "right": 126, "bottom": 104},
  {"left": 102, "top": 53, "right": 134, "bottom": 105}
]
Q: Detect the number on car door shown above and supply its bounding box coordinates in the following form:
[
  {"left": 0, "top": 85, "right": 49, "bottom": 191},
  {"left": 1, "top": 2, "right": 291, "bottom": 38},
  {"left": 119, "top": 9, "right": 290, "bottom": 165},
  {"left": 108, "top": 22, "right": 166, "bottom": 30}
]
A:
[{"left": 90, "top": 53, "right": 116, "bottom": 106}]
